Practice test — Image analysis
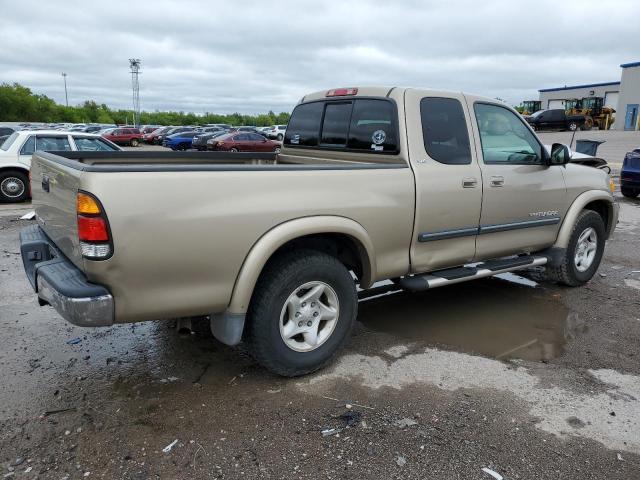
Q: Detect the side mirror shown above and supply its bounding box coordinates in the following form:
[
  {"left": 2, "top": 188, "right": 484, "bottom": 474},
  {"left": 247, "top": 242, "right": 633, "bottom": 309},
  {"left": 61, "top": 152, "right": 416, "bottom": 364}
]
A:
[{"left": 549, "top": 143, "right": 571, "bottom": 165}]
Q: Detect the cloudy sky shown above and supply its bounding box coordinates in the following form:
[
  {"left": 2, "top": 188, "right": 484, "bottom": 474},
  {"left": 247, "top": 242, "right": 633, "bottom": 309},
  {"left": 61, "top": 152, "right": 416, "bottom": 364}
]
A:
[{"left": 1, "top": 0, "right": 638, "bottom": 114}]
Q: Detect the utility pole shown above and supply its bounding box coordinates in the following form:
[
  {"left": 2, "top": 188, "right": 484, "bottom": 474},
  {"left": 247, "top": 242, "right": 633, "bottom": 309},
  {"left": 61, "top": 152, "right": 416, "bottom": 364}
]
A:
[
  {"left": 61, "top": 72, "right": 68, "bottom": 106},
  {"left": 129, "top": 59, "right": 141, "bottom": 127}
]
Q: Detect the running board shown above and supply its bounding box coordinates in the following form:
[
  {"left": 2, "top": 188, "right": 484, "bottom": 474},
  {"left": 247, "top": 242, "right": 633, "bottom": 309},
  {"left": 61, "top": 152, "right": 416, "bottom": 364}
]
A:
[{"left": 398, "top": 255, "right": 547, "bottom": 291}]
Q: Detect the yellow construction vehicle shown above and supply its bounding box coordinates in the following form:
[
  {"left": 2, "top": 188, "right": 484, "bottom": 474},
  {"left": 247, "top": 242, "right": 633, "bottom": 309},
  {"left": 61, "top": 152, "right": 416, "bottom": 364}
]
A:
[
  {"left": 565, "top": 97, "right": 615, "bottom": 130},
  {"left": 521, "top": 100, "right": 542, "bottom": 116}
]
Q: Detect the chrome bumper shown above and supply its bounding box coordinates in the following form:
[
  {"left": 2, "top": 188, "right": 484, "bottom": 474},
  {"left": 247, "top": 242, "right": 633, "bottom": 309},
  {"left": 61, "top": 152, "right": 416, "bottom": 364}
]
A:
[
  {"left": 20, "top": 225, "right": 114, "bottom": 327},
  {"left": 37, "top": 275, "right": 114, "bottom": 327}
]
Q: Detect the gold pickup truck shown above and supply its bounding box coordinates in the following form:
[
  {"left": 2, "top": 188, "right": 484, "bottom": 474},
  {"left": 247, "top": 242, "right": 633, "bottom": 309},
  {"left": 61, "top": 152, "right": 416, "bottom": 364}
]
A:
[{"left": 20, "top": 87, "right": 618, "bottom": 376}]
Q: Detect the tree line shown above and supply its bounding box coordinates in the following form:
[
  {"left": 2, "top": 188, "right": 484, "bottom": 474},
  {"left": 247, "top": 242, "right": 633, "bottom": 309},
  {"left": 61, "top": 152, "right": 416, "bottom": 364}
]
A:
[{"left": 0, "top": 83, "right": 291, "bottom": 126}]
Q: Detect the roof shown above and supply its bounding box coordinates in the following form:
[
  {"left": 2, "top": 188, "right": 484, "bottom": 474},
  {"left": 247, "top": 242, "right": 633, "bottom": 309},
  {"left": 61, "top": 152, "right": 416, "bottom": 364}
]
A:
[
  {"left": 13, "top": 130, "right": 102, "bottom": 137},
  {"left": 620, "top": 61, "right": 640, "bottom": 69},
  {"left": 538, "top": 81, "right": 620, "bottom": 93}
]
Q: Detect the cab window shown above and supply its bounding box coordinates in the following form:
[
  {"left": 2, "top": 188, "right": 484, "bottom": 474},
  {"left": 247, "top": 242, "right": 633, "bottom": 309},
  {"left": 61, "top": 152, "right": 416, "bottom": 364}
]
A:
[
  {"left": 36, "top": 136, "right": 72, "bottom": 151},
  {"left": 420, "top": 97, "right": 471, "bottom": 165},
  {"left": 19, "top": 136, "right": 35, "bottom": 155},
  {"left": 474, "top": 103, "right": 542, "bottom": 164}
]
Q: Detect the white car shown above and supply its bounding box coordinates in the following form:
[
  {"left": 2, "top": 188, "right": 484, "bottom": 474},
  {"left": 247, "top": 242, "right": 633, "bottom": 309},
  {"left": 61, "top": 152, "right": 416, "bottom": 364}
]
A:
[
  {"left": 0, "top": 130, "right": 121, "bottom": 203},
  {"left": 266, "top": 125, "right": 287, "bottom": 141}
]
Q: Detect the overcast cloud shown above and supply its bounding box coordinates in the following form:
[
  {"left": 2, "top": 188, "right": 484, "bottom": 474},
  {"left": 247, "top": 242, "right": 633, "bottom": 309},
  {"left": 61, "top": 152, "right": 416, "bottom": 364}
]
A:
[{"left": 0, "top": 0, "right": 638, "bottom": 114}]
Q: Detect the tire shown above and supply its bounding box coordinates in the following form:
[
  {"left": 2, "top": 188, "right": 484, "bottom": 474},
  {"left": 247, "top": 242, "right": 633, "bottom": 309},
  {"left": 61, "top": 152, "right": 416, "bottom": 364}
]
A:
[
  {"left": 130, "top": 139, "right": 139, "bottom": 147},
  {"left": 0, "top": 170, "right": 29, "bottom": 203},
  {"left": 568, "top": 122, "right": 578, "bottom": 131},
  {"left": 230, "top": 147, "right": 239, "bottom": 152},
  {"left": 277, "top": 133, "right": 283, "bottom": 141},
  {"left": 274, "top": 146, "right": 281, "bottom": 154},
  {"left": 545, "top": 210, "right": 606, "bottom": 287},
  {"left": 245, "top": 249, "right": 357, "bottom": 377},
  {"left": 621, "top": 187, "right": 639, "bottom": 199}
]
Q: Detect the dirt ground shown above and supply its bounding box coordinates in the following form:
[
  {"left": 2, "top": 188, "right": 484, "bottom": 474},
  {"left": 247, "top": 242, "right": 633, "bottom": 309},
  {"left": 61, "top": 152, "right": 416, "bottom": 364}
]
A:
[{"left": 1, "top": 138, "right": 640, "bottom": 479}]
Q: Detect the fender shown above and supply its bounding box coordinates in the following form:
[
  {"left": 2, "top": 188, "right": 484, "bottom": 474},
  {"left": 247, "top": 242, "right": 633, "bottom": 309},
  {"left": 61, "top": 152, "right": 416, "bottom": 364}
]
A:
[
  {"left": 553, "top": 190, "right": 617, "bottom": 249},
  {"left": 227, "top": 215, "right": 376, "bottom": 315},
  {"left": 0, "top": 162, "right": 30, "bottom": 172}
]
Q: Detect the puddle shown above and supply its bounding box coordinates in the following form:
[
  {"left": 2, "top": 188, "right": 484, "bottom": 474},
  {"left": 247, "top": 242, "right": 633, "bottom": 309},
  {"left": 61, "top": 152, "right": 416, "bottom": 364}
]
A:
[{"left": 358, "top": 276, "right": 585, "bottom": 361}]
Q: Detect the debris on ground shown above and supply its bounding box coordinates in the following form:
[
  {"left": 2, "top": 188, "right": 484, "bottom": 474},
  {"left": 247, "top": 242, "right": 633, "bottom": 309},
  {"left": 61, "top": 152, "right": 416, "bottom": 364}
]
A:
[
  {"left": 395, "top": 455, "right": 406, "bottom": 467},
  {"left": 19, "top": 211, "right": 36, "bottom": 220},
  {"left": 482, "top": 467, "right": 504, "bottom": 480},
  {"left": 162, "top": 439, "right": 179, "bottom": 453},
  {"left": 321, "top": 428, "right": 341, "bottom": 437},
  {"left": 339, "top": 410, "right": 361, "bottom": 427},
  {"left": 66, "top": 337, "right": 82, "bottom": 345},
  {"left": 394, "top": 417, "right": 418, "bottom": 428},
  {"left": 617, "top": 453, "right": 624, "bottom": 461}
]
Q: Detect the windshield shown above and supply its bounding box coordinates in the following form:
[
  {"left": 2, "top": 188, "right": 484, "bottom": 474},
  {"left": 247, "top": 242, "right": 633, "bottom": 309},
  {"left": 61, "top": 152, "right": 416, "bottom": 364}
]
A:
[{"left": 530, "top": 110, "right": 544, "bottom": 118}]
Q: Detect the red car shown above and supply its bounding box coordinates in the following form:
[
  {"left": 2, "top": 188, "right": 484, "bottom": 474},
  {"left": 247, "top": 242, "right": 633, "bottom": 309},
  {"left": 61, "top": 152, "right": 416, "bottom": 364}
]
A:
[
  {"left": 102, "top": 127, "right": 143, "bottom": 147},
  {"left": 207, "top": 132, "right": 280, "bottom": 152}
]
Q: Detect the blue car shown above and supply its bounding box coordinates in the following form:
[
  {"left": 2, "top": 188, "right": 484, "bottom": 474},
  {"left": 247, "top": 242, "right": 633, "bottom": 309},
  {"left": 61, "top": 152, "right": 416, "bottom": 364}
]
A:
[
  {"left": 163, "top": 131, "right": 199, "bottom": 150},
  {"left": 621, "top": 148, "right": 640, "bottom": 199}
]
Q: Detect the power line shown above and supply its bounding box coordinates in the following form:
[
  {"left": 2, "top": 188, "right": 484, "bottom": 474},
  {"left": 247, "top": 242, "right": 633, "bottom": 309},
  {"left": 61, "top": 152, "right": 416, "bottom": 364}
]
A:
[{"left": 129, "top": 59, "right": 141, "bottom": 127}]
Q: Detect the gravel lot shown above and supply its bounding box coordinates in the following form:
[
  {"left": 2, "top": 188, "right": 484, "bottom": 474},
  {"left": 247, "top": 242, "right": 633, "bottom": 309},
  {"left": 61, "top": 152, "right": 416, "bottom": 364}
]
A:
[{"left": 1, "top": 132, "right": 639, "bottom": 479}]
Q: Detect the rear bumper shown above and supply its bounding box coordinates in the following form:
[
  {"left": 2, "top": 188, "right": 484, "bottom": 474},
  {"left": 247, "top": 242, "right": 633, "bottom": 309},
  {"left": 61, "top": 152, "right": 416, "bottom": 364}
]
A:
[
  {"left": 20, "top": 225, "right": 114, "bottom": 327},
  {"left": 620, "top": 171, "right": 640, "bottom": 189}
]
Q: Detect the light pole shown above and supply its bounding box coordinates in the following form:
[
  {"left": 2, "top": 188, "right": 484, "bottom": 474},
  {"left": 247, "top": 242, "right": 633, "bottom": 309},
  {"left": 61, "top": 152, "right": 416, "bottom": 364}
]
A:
[
  {"left": 61, "top": 72, "right": 68, "bottom": 106},
  {"left": 129, "top": 59, "right": 141, "bottom": 127}
]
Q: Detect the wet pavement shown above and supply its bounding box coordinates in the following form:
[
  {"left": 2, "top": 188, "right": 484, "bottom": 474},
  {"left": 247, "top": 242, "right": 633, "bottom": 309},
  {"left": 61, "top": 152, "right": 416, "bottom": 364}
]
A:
[{"left": 1, "top": 196, "right": 640, "bottom": 479}]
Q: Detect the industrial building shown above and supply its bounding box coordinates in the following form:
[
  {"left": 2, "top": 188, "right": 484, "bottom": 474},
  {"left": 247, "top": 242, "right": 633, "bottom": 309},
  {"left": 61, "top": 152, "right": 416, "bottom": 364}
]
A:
[{"left": 538, "top": 61, "right": 640, "bottom": 131}]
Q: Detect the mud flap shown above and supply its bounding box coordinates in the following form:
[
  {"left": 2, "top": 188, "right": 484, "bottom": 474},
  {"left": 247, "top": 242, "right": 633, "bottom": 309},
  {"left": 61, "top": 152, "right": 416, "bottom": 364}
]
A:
[{"left": 211, "top": 312, "right": 246, "bottom": 346}]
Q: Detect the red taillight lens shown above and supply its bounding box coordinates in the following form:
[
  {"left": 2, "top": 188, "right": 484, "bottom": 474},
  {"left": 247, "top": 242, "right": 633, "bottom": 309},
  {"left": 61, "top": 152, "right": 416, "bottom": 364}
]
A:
[
  {"left": 326, "top": 87, "right": 358, "bottom": 97},
  {"left": 78, "top": 215, "right": 109, "bottom": 241}
]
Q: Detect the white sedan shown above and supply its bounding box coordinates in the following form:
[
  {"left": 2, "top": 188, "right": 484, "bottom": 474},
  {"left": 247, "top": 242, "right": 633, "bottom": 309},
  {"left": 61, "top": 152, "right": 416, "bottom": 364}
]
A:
[{"left": 0, "top": 130, "right": 120, "bottom": 202}]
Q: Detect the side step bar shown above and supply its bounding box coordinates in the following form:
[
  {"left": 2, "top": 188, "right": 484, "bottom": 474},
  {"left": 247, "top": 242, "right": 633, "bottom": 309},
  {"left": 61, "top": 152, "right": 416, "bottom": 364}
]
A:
[{"left": 398, "top": 255, "right": 547, "bottom": 291}]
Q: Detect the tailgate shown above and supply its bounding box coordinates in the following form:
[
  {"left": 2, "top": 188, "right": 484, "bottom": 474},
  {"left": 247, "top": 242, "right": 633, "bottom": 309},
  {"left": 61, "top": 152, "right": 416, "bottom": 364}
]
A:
[{"left": 30, "top": 151, "right": 84, "bottom": 269}]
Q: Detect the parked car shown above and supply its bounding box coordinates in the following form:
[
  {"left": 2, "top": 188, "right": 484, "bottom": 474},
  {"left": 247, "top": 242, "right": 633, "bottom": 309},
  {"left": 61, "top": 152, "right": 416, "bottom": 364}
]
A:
[
  {"left": 162, "top": 131, "right": 200, "bottom": 150},
  {"left": 266, "top": 125, "right": 287, "bottom": 141},
  {"left": 140, "top": 125, "right": 162, "bottom": 135},
  {"left": 154, "top": 126, "right": 193, "bottom": 145},
  {"left": 207, "top": 132, "right": 281, "bottom": 152},
  {"left": 621, "top": 148, "right": 640, "bottom": 198},
  {"left": 144, "top": 126, "right": 172, "bottom": 144},
  {"left": 20, "top": 86, "right": 617, "bottom": 377},
  {"left": 193, "top": 131, "right": 227, "bottom": 151},
  {"left": 524, "top": 109, "right": 586, "bottom": 131},
  {"left": 0, "top": 130, "right": 120, "bottom": 202},
  {"left": 82, "top": 125, "right": 104, "bottom": 133},
  {"left": 0, "top": 126, "right": 16, "bottom": 137},
  {"left": 102, "top": 127, "right": 142, "bottom": 146}
]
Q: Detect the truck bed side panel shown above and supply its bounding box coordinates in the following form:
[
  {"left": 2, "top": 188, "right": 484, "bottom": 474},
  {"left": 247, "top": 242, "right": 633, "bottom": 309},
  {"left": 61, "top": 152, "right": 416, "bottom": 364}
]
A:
[{"left": 81, "top": 167, "right": 415, "bottom": 323}]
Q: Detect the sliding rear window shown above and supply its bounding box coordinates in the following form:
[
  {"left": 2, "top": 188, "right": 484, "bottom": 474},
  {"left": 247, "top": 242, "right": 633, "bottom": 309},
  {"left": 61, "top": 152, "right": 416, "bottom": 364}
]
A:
[{"left": 284, "top": 98, "right": 398, "bottom": 154}]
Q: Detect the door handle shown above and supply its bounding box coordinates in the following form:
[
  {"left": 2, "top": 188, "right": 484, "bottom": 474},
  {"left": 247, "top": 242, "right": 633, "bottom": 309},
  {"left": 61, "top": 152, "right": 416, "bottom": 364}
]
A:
[
  {"left": 462, "top": 177, "right": 477, "bottom": 188},
  {"left": 490, "top": 176, "right": 504, "bottom": 187}
]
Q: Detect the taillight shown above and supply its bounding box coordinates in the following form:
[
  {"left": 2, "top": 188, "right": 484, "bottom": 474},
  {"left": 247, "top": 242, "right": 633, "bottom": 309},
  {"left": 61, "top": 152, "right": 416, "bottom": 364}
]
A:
[
  {"left": 326, "top": 87, "right": 358, "bottom": 97},
  {"left": 77, "top": 192, "right": 112, "bottom": 259}
]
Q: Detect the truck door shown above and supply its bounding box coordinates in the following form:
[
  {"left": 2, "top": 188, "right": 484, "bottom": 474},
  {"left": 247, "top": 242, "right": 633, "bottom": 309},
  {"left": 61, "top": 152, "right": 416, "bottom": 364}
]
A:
[
  {"left": 467, "top": 99, "right": 567, "bottom": 260},
  {"left": 404, "top": 90, "right": 483, "bottom": 273}
]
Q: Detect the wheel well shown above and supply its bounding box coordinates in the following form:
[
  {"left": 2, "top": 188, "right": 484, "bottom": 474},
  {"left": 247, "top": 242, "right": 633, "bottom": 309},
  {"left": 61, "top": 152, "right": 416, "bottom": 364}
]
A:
[
  {"left": 583, "top": 200, "right": 610, "bottom": 234},
  {"left": 269, "top": 233, "right": 367, "bottom": 282}
]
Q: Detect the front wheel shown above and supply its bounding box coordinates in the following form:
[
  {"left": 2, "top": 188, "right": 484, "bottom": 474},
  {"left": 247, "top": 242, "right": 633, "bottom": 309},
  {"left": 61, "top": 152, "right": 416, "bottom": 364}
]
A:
[
  {"left": 545, "top": 210, "right": 605, "bottom": 286},
  {"left": 568, "top": 122, "right": 578, "bottom": 131},
  {"left": 274, "top": 146, "right": 281, "bottom": 154},
  {"left": 0, "top": 170, "right": 29, "bottom": 203},
  {"left": 130, "top": 139, "right": 139, "bottom": 147},
  {"left": 621, "top": 187, "right": 639, "bottom": 198},
  {"left": 277, "top": 134, "right": 284, "bottom": 141},
  {"left": 230, "top": 147, "right": 239, "bottom": 152},
  {"left": 245, "top": 250, "right": 357, "bottom": 377}
]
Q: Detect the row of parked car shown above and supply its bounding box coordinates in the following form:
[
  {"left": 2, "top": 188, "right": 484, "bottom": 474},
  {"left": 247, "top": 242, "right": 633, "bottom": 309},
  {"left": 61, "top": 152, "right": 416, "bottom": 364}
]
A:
[{"left": 148, "top": 125, "right": 287, "bottom": 152}]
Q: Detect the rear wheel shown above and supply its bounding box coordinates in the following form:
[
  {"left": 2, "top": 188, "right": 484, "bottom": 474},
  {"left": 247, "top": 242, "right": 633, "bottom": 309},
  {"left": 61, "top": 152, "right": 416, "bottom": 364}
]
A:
[
  {"left": 277, "top": 133, "right": 284, "bottom": 141},
  {"left": 545, "top": 210, "right": 605, "bottom": 286},
  {"left": 246, "top": 250, "right": 357, "bottom": 377},
  {"left": 621, "top": 187, "right": 639, "bottom": 198},
  {"left": 0, "top": 170, "right": 29, "bottom": 203},
  {"left": 274, "top": 146, "right": 281, "bottom": 154},
  {"left": 568, "top": 121, "right": 578, "bottom": 131},
  {"left": 230, "top": 147, "right": 239, "bottom": 152},
  {"left": 130, "top": 139, "right": 139, "bottom": 147}
]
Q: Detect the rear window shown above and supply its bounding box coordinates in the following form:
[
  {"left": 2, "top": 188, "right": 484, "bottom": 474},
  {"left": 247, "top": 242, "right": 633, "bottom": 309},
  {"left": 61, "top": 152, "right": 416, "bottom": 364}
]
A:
[
  {"left": 420, "top": 97, "right": 471, "bottom": 165},
  {"left": 73, "top": 137, "right": 118, "bottom": 151},
  {"left": 1, "top": 132, "right": 19, "bottom": 151},
  {"left": 284, "top": 98, "right": 398, "bottom": 153}
]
